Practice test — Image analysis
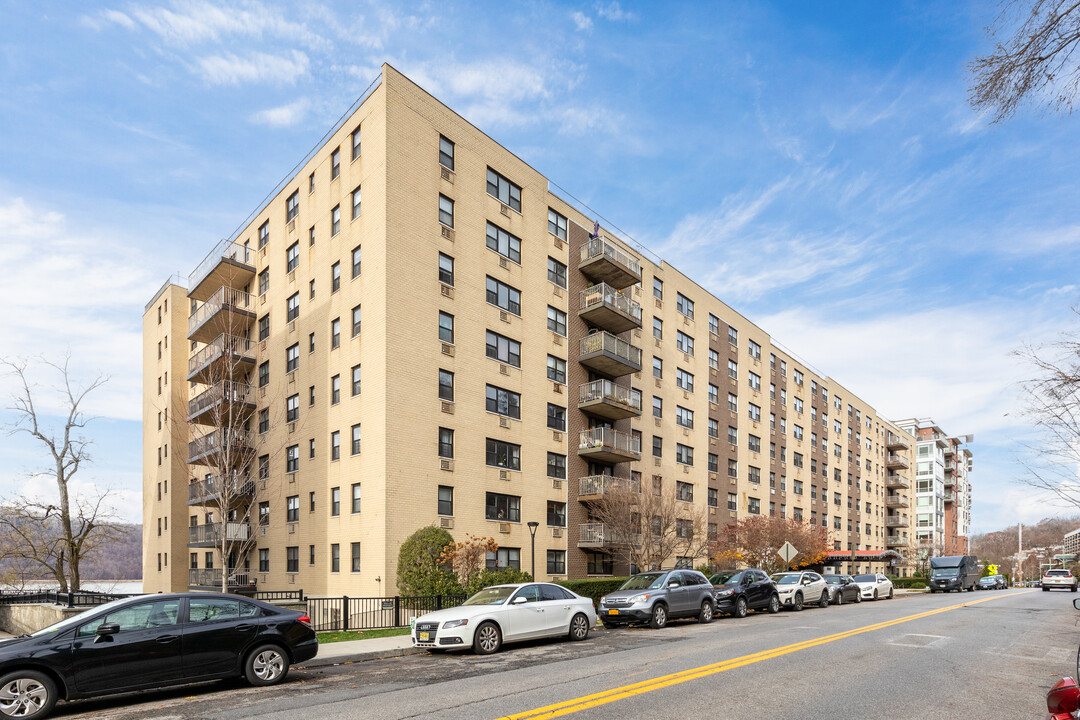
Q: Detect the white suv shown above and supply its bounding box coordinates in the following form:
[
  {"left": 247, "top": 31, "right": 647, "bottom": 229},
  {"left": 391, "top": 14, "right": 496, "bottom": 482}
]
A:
[
  {"left": 1043, "top": 569, "right": 1078, "bottom": 592},
  {"left": 770, "top": 571, "right": 829, "bottom": 611}
]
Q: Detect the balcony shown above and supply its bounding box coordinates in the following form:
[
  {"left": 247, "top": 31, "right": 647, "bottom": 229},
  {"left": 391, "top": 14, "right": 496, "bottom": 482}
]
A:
[
  {"left": 188, "top": 287, "right": 256, "bottom": 343},
  {"left": 885, "top": 494, "right": 909, "bottom": 509},
  {"left": 187, "top": 521, "right": 250, "bottom": 547},
  {"left": 886, "top": 474, "right": 910, "bottom": 490},
  {"left": 885, "top": 454, "right": 909, "bottom": 470},
  {"left": 885, "top": 433, "right": 910, "bottom": 451},
  {"left": 187, "top": 474, "right": 256, "bottom": 506},
  {"left": 578, "top": 237, "right": 641, "bottom": 290},
  {"left": 944, "top": 445, "right": 955, "bottom": 457},
  {"left": 188, "top": 429, "right": 254, "bottom": 466},
  {"left": 188, "top": 567, "right": 254, "bottom": 590},
  {"left": 944, "top": 461, "right": 956, "bottom": 473},
  {"left": 187, "top": 334, "right": 256, "bottom": 384},
  {"left": 187, "top": 380, "right": 256, "bottom": 426},
  {"left": 188, "top": 239, "right": 256, "bottom": 303},
  {"left": 943, "top": 475, "right": 956, "bottom": 488},
  {"left": 579, "top": 283, "right": 642, "bottom": 334},
  {"left": 944, "top": 491, "right": 956, "bottom": 503},
  {"left": 579, "top": 331, "right": 642, "bottom": 377},
  {"left": 578, "top": 380, "right": 642, "bottom": 421},
  {"left": 886, "top": 534, "right": 907, "bottom": 547},
  {"left": 886, "top": 517, "right": 910, "bottom": 529},
  {"left": 578, "top": 474, "right": 641, "bottom": 501},
  {"left": 578, "top": 522, "right": 638, "bottom": 548},
  {"left": 579, "top": 427, "right": 641, "bottom": 464}
]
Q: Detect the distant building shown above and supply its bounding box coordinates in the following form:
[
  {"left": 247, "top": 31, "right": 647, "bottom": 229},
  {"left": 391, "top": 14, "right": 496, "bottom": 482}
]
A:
[{"left": 1064, "top": 528, "right": 1080, "bottom": 556}]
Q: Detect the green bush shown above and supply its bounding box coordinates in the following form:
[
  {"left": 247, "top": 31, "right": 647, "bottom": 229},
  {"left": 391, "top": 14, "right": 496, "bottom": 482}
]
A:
[
  {"left": 464, "top": 567, "right": 533, "bottom": 594},
  {"left": 888, "top": 576, "right": 927, "bottom": 589},
  {"left": 557, "top": 577, "right": 630, "bottom": 608},
  {"left": 396, "top": 526, "right": 463, "bottom": 596}
]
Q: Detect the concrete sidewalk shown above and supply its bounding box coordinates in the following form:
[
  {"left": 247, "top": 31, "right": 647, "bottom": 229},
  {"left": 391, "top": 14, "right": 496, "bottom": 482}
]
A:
[{"left": 301, "top": 634, "right": 422, "bottom": 669}]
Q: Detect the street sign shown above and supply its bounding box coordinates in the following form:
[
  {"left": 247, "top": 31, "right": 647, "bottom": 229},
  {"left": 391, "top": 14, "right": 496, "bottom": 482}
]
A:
[{"left": 778, "top": 541, "right": 798, "bottom": 564}]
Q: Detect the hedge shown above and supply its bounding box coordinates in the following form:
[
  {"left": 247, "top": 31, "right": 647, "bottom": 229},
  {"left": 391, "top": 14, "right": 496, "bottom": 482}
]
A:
[
  {"left": 557, "top": 577, "right": 629, "bottom": 608},
  {"left": 888, "top": 576, "right": 927, "bottom": 589}
]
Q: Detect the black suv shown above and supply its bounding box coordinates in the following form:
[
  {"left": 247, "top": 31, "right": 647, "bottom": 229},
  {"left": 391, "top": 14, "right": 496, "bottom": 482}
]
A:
[{"left": 709, "top": 569, "right": 780, "bottom": 617}]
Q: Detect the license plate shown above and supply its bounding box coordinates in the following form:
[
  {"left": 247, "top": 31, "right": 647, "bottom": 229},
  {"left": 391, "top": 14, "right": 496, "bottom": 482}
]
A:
[
  {"left": 608, "top": 609, "right": 619, "bottom": 615},
  {"left": 419, "top": 632, "right": 430, "bottom": 641}
]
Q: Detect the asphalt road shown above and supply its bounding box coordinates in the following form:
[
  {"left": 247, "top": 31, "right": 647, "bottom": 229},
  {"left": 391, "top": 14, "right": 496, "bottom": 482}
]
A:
[{"left": 57, "top": 588, "right": 1077, "bottom": 720}]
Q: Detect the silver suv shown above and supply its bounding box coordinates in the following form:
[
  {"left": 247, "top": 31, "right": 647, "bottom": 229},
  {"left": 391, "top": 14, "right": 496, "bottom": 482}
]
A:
[{"left": 599, "top": 569, "right": 715, "bottom": 629}]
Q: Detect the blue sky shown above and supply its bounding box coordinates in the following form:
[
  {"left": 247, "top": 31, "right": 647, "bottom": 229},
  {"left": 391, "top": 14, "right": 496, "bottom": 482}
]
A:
[{"left": 1, "top": 0, "right": 1077, "bottom": 533}]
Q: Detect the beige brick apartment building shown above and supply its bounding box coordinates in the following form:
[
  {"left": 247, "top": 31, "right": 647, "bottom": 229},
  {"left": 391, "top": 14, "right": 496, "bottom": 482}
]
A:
[{"left": 142, "top": 64, "right": 927, "bottom": 597}]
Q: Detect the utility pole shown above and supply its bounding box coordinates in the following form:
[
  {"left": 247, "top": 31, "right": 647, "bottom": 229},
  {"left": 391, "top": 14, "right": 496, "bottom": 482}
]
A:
[{"left": 1018, "top": 523, "right": 1023, "bottom": 586}]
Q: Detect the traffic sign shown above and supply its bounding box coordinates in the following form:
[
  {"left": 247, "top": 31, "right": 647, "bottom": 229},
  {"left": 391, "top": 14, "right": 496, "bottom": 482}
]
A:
[{"left": 778, "top": 541, "right": 798, "bottom": 564}]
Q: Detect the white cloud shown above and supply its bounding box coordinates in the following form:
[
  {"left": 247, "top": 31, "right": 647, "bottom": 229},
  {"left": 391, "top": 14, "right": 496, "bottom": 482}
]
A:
[
  {"left": 571, "top": 11, "right": 593, "bottom": 32},
  {"left": 124, "top": 0, "right": 329, "bottom": 50},
  {"left": 194, "top": 50, "right": 309, "bottom": 86},
  {"left": 596, "top": 1, "right": 636, "bottom": 21},
  {"left": 250, "top": 98, "right": 310, "bottom": 127},
  {"left": 3, "top": 474, "right": 143, "bottom": 525}
]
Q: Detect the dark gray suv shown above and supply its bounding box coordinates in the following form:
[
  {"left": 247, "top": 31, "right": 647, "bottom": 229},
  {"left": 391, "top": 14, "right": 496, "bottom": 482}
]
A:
[{"left": 599, "top": 569, "right": 715, "bottom": 629}]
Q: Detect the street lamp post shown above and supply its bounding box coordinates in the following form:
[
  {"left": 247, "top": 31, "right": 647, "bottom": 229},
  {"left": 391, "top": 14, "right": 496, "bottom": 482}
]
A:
[{"left": 527, "top": 521, "right": 540, "bottom": 579}]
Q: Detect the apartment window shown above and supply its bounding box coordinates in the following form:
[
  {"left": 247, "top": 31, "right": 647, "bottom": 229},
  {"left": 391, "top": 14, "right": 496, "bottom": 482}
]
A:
[
  {"left": 258, "top": 268, "right": 269, "bottom": 295},
  {"left": 439, "top": 428, "right": 454, "bottom": 458},
  {"left": 486, "top": 167, "right": 522, "bottom": 211},
  {"left": 708, "top": 349, "right": 719, "bottom": 371},
  {"left": 351, "top": 305, "right": 362, "bottom": 337},
  {"left": 676, "top": 331, "right": 694, "bottom": 355},
  {"left": 259, "top": 454, "right": 269, "bottom": 480},
  {"left": 283, "top": 293, "right": 300, "bottom": 324},
  {"left": 794, "top": 369, "right": 804, "bottom": 385},
  {"left": 330, "top": 544, "right": 339, "bottom": 572},
  {"left": 727, "top": 392, "right": 737, "bottom": 412},
  {"left": 286, "top": 394, "right": 299, "bottom": 422},
  {"left": 708, "top": 489, "right": 719, "bottom": 509},
  {"left": 351, "top": 125, "right": 362, "bottom": 160},
  {"left": 286, "top": 445, "right": 299, "bottom": 473},
  {"left": 748, "top": 434, "right": 761, "bottom": 453},
  {"left": 674, "top": 481, "right": 693, "bottom": 502},
  {"left": 286, "top": 241, "right": 299, "bottom": 273},
  {"left": 676, "top": 292, "right": 694, "bottom": 319},
  {"left": 439, "top": 135, "right": 455, "bottom": 170},
  {"left": 652, "top": 436, "right": 663, "bottom": 458},
  {"left": 259, "top": 549, "right": 270, "bottom": 573},
  {"left": 259, "top": 502, "right": 270, "bottom": 526},
  {"left": 439, "top": 253, "right": 455, "bottom": 286},
  {"left": 258, "top": 315, "right": 270, "bottom": 341},
  {"left": 547, "top": 453, "right": 566, "bottom": 479},
  {"left": 309, "top": 439, "right": 315, "bottom": 458},
  {"left": 708, "top": 452, "right": 719, "bottom": 472},
  {"left": 676, "top": 444, "right": 694, "bottom": 466},
  {"left": 487, "top": 277, "right": 522, "bottom": 315},
  {"left": 548, "top": 257, "right": 567, "bottom": 288},
  {"left": 748, "top": 339, "right": 761, "bottom": 360},
  {"left": 653, "top": 277, "right": 663, "bottom": 300},
  {"left": 675, "top": 405, "right": 693, "bottom": 429},
  {"left": 726, "top": 426, "right": 737, "bottom": 445},
  {"left": 749, "top": 372, "right": 761, "bottom": 391},
  {"left": 547, "top": 403, "right": 566, "bottom": 431},
  {"left": 351, "top": 425, "right": 362, "bottom": 456},
  {"left": 486, "top": 492, "right": 521, "bottom": 521},
  {"left": 331, "top": 318, "right": 340, "bottom": 349},
  {"left": 547, "top": 355, "right": 566, "bottom": 384},
  {"left": 331, "top": 431, "right": 340, "bottom": 461},
  {"left": 284, "top": 344, "right": 299, "bottom": 375},
  {"left": 331, "top": 375, "right": 340, "bottom": 405},
  {"left": 286, "top": 495, "right": 299, "bottom": 522},
  {"left": 794, "top": 479, "right": 804, "bottom": 495},
  {"left": 351, "top": 245, "right": 362, "bottom": 278},
  {"left": 487, "top": 331, "right": 521, "bottom": 367},
  {"left": 653, "top": 318, "right": 663, "bottom": 340},
  {"left": 728, "top": 359, "right": 738, "bottom": 379},
  {"left": 749, "top": 403, "right": 761, "bottom": 422},
  {"left": 652, "top": 396, "right": 662, "bottom": 418},
  {"left": 258, "top": 220, "right": 270, "bottom": 249},
  {"left": 308, "top": 171, "right": 315, "bottom": 193},
  {"left": 485, "top": 438, "right": 521, "bottom": 470},
  {"left": 438, "top": 194, "right": 454, "bottom": 228},
  {"left": 351, "top": 543, "right": 361, "bottom": 572},
  {"left": 749, "top": 466, "right": 761, "bottom": 484},
  {"left": 548, "top": 550, "right": 566, "bottom": 574},
  {"left": 676, "top": 368, "right": 694, "bottom": 392},
  {"left": 653, "top": 357, "right": 663, "bottom": 378},
  {"left": 486, "top": 222, "right": 521, "bottom": 263},
  {"left": 728, "top": 459, "right": 738, "bottom": 478},
  {"left": 351, "top": 364, "right": 362, "bottom": 396},
  {"left": 587, "top": 551, "right": 613, "bottom": 575},
  {"left": 709, "top": 314, "right": 720, "bottom": 336},
  {"left": 486, "top": 548, "right": 521, "bottom": 570},
  {"left": 309, "top": 279, "right": 315, "bottom": 299},
  {"left": 348, "top": 185, "right": 361, "bottom": 220},
  {"left": 486, "top": 384, "right": 521, "bottom": 419},
  {"left": 794, "top": 424, "right": 803, "bottom": 440},
  {"left": 351, "top": 482, "right": 362, "bottom": 513},
  {"left": 310, "top": 544, "right": 315, "bottom": 565},
  {"left": 728, "top": 493, "right": 737, "bottom": 511},
  {"left": 438, "top": 369, "right": 454, "bottom": 401},
  {"left": 794, "top": 396, "right": 803, "bottom": 413},
  {"left": 748, "top": 497, "right": 761, "bottom": 515},
  {"left": 547, "top": 208, "right": 567, "bottom": 240},
  {"left": 438, "top": 312, "right": 454, "bottom": 344},
  {"left": 329, "top": 261, "right": 340, "bottom": 293},
  {"left": 438, "top": 485, "right": 454, "bottom": 515},
  {"left": 331, "top": 488, "right": 340, "bottom": 516}
]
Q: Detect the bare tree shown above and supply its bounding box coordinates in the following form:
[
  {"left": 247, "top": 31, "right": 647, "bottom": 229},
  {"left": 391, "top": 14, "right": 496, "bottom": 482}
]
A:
[
  {"left": 588, "top": 476, "right": 711, "bottom": 572},
  {"left": 2, "top": 356, "right": 114, "bottom": 591},
  {"left": 969, "top": 0, "right": 1080, "bottom": 123},
  {"left": 710, "top": 515, "right": 832, "bottom": 576}
]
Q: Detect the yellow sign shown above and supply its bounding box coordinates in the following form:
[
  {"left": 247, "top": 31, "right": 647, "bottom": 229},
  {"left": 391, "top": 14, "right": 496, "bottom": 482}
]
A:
[{"left": 987, "top": 564, "right": 998, "bottom": 575}]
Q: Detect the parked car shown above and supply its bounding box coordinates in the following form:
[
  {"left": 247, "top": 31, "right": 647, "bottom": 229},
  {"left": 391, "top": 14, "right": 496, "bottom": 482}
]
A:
[
  {"left": 1043, "top": 569, "right": 1079, "bottom": 592},
  {"left": 977, "top": 575, "right": 1007, "bottom": 590},
  {"left": 708, "top": 569, "right": 780, "bottom": 617},
  {"left": 0, "top": 593, "right": 316, "bottom": 720},
  {"left": 599, "top": 569, "right": 715, "bottom": 629},
  {"left": 824, "top": 574, "right": 862, "bottom": 605},
  {"left": 411, "top": 583, "right": 595, "bottom": 655},
  {"left": 770, "top": 571, "right": 829, "bottom": 611},
  {"left": 853, "top": 573, "right": 894, "bottom": 600}
]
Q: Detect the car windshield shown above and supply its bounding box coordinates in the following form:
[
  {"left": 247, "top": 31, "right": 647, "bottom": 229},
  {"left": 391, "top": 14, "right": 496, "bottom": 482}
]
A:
[
  {"left": 825, "top": 576, "right": 844, "bottom": 584},
  {"left": 711, "top": 571, "right": 744, "bottom": 585},
  {"left": 29, "top": 596, "right": 142, "bottom": 638},
  {"left": 772, "top": 574, "right": 799, "bottom": 584},
  {"left": 931, "top": 568, "right": 958, "bottom": 578},
  {"left": 462, "top": 586, "right": 516, "bottom": 606},
  {"left": 853, "top": 574, "right": 876, "bottom": 582},
  {"left": 619, "top": 573, "right": 667, "bottom": 590}
]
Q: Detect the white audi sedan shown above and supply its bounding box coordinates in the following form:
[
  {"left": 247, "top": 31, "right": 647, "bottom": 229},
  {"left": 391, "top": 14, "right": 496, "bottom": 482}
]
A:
[
  {"left": 853, "top": 573, "right": 894, "bottom": 600},
  {"left": 411, "top": 583, "right": 597, "bottom": 654}
]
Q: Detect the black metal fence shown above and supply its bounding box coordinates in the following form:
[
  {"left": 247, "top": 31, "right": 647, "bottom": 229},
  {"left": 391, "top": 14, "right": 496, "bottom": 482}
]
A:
[
  {"left": 306, "top": 594, "right": 467, "bottom": 632},
  {"left": 0, "top": 590, "right": 139, "bottom": 608},
  {"left": 255, "top": 590, "right": 304, "bottom": 602}
]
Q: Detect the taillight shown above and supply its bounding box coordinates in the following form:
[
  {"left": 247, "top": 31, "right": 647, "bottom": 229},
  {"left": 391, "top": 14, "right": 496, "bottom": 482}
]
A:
[{"left": 297, "top": 614, "right": 312, "bottom": 628}]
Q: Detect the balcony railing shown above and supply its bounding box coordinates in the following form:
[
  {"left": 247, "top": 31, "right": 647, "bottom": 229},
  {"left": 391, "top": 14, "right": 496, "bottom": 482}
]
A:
[
  {"left": 187, "top": 380, "right": 255, "bottom": 423},
  {"left": 886, "top": 517, "right": 910, "bottom": 528},
  {"left": 187, "top": 334, "right": 255, "bottom": 381},
  {"left": 886, "top": 474, "right": 910, "bottom": 489},
  {"left": 188, "top": 474, "right": 255, "bottom": 505},
  {"left": 578, "top": 379, "right": 642, "bottom": 420},
  {"left": 188, "top": 240, "right": 255, "bottom": 301},
  {"left": 188, "top": 286, "right": 255, "bottom": 341},
  {"left": 886, "top": 433, "right": 910, "bottom": 451},
  {"left": 579, "top": 237, "right": 642, "bottom": 289},
  {"left": 187, "top": 522, "right": 250, "bottom": 545},
  {"left": 579, "top": 427, "right": 641, "bottom": 462},
  {"left": 886, "top": 534, "right": 907, "bottom": 546},
  {"left": 886, "top": 454, "right": 910, "bottom": 469},
  {"left": 188, "top": 567, "right": 252, "bottom": 588},
  {"left": 188, "top": 429, "right": 253, "bottom": 465},
  {"left": 579, "top": 331, "right": 642, "bottom": 376},
  {"left": 579, "top": 283, "right": 642, "bottom": 333},
  {"left": 579, "top": 474, "right": 641, "bottom": 498},
  {"left": 885, "top": 494, "right": 910, "bottom": 508},
  {"left": 943, "top": 492, "right": 956, "bottom": 502}
]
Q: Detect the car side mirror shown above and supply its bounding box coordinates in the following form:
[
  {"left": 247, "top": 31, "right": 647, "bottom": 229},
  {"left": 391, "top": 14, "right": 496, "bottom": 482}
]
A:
[
  {"left": 94, "top": 623, "right": 120, "bottom": 642},
  {"left": 1073, "top": 598, "right": 1080, "bottom": 611},
  {"left": 512, "top": 596, "right": 528, "bottom": 605},
  {"left": 1047, "top": 677, "right": 1080, "bottom": 715},
  {"left": 802, "top": 578, "right": 811, "bottom": 585},
  {"left": 668, "top": 582, "right": 680, "bottom": 589}
]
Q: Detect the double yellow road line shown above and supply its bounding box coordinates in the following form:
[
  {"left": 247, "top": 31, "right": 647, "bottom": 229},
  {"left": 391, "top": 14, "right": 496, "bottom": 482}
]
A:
[{"left": 499, "top": 591, "right": 1032, "bottom": 719}]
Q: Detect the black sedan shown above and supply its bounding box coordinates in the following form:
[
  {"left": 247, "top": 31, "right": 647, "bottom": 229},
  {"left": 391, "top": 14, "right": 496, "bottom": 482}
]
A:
[
  {"left": 709, "top": 569, "right": 780, "bottom": 617},
  {"left": 977, "top": 575, "right": 1007, "bottom": 590},
  {"left": 824, "top": 574, "right": 862, "bottom": 605},
  {"left": 0, "top": 593, "right": 317, "bottom": 719}
]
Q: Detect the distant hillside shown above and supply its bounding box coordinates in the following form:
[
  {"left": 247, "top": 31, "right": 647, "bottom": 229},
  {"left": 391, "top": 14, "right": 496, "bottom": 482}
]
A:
[
  {"left": 0, "top": 522, "right": 142, "bottom": 582},
  {"left": 970, "top": 516, "right": 1080, "bottom": 577}
]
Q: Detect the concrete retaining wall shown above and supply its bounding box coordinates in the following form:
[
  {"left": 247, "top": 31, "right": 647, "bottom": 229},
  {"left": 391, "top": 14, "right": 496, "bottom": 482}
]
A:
[{"left": 0, "top": 604, "right": 88, "bottom": 635}]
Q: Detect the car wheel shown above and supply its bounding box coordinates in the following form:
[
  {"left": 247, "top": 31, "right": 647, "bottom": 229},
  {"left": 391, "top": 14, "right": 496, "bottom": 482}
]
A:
[
  {"left": 734, "top": 597, "right": 748, "bottom": 619},
  {"left": 854, "top": 591, "right": 862, "bottom": 603},
  {"left": 792, "top": 593, "right": 803, "bottom": 611},
  {"left": 0, "top": 670, "right": 57, "bottom": 720},
  {"left": 819, "top": 591, "right": 829, "bottom": 609},
  {"left": 873, "top": 589, "right": 879, "bottom": 601},
  {"left": 698, "top": 600, "right": 714, "bottom": 624},
  {"left": 245, "top": 644, "right": 290, "bottom": 686},
  {"left": 767, "top": 594, "right": 781, "bottom": 613},
  {"left": 473, "top": 621, "right": 502, "bottom": 654},
  {"left": 569, "top": 613, "right": 590, "bottom": 641},
  {"left": 1073, "top": 586, "right": 1078, "bottom": 593},
  {"left": 1043, "top": 587, "right": 1049, "bottom": 592},
  {"left": 649, "top": 603, "right": 668, "bottom": 629},
  {"left": 834, "top": 591, "right": 842, "bottom": 606},
  {"left": 888, "top": 587, "right": 894, "bottom": 599}
]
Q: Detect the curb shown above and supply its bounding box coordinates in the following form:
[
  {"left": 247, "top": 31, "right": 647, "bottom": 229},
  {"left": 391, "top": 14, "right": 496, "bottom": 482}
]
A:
[{"left": 301, "top": 645, "right": 427, "bottom": 668}]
